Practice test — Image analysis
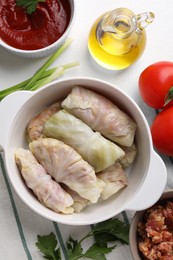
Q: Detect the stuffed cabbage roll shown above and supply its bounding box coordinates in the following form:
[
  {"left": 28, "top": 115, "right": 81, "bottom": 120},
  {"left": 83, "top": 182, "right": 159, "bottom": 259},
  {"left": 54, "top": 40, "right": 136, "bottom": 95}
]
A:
[
  {"left": 26, "top": 101, "right": 61, "bottom": 142},
  {"left": 43, "top": 110, "right": 125, "bottom": 172},
  {"left": 119, "top": 143, "right": 137, "bottom": 168},
  {"left": 97, "top": 162, "right": 128, "bottom": 200},
  {"left": 61, "top": 184, "right": 91, "bottom": 213},
  {"left": 15, "top": 148, "right": 74, "bottom": 214},
  {"left": 62, "top": 86, "right": 137, "bottom": 147},
  {"left": 29, "top": 138, "right": 105, "bottom": 203}
]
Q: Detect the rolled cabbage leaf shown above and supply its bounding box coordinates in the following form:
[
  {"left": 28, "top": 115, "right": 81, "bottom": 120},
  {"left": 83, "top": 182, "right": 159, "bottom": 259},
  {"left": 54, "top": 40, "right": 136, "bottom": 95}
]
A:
[
  {"left": 119, "top": 143, "right": 137, "bottom": 168},
  {"left": 62, "top": 86, "right": 137, "bottom": 146},
  {"left": 97, "top": 162, "right": 128, "bottom": 200},
  {"left": 43, "top": 110, "right": 125, "bottom": 172},
  {"left": 26, "top": 101, "right": 61, "bottom": 142},
  {"left": 15, "top": 148, "right": 74, "bottom": 214},
  {"left": 61, "top": 184, "right": 91, "bottom": 213},
  {"left": 29, "top": 138, "right": 105, "bottom": 203}
]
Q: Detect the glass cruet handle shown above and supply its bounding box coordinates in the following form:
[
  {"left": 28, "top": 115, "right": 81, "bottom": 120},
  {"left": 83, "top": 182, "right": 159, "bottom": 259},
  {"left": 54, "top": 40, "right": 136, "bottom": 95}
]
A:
[{"left": 135, "top": 12, "right": 155, "bottom": 30}]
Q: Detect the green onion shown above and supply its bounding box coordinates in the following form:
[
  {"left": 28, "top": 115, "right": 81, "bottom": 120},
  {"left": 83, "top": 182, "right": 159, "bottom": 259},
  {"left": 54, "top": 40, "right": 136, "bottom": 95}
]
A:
[
  {"left": 0, "top": 38, "right": 79, "bottom": 101},
  {"left": 30, "top": 61, "right": 79, "bottom": 91},
  {"left": 23, "top": 38, "right": 73, "bottom": 90}
]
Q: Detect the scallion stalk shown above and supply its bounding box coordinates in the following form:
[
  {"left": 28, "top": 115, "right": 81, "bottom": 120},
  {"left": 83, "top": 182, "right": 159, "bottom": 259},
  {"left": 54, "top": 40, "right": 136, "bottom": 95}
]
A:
[
  {"left": 0, "top": 38, "right": 79, "bottom": 101},
  {"left": 30, "top": 61, "right": 79, "bottom": 91},
  {"left": 23, "top": 38, "right": 73, "bottom": 90},
  {"left": 0, "top": 67, "right": 56, "bottom": 95}
]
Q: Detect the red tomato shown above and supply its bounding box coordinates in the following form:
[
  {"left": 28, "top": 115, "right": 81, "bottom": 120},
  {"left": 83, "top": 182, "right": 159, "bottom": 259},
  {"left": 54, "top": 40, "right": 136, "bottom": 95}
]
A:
[
  {"left": 139, "top": 61, "right": 173, "bottom": 109},
  {"left": 151, "top": 106, "right": 173, "bottom": 156}
]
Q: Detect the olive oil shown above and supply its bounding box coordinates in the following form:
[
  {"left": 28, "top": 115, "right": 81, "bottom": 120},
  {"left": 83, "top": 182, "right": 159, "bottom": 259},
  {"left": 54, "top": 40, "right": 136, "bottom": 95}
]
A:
[{"left": 88, "top": 15, "right": 146, "bottom": 70}]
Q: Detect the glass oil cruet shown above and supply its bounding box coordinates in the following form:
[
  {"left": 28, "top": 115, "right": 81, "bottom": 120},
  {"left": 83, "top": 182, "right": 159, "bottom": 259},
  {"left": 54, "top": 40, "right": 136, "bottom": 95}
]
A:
[{"left": 88, "top": 8, "right": 155, "bottom": 70}]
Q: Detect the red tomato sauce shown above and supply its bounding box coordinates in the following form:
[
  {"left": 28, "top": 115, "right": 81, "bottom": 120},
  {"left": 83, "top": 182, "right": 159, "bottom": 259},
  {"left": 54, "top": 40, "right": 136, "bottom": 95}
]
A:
[{"left": 0, "top": 0, "right": 71, "bottom": 50}]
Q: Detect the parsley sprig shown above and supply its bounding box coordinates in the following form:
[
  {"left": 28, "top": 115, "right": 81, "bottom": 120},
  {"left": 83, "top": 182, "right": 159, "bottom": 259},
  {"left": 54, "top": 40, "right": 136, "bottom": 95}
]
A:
[
  {"left": 36, "top": 233, "right": 61, "bottom": 260},
  {"left": 16, "top": 0, "right": 46, "bottom": 14},
  {"left": 36, "top": 218, "right": 130, "bottom": 260}
]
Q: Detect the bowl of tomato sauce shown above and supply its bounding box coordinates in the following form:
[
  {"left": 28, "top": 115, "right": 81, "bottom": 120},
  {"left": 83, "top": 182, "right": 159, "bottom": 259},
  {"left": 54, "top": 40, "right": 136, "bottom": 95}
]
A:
[{"left": 0, "top": 0, "right": 75, "bottom": 58}]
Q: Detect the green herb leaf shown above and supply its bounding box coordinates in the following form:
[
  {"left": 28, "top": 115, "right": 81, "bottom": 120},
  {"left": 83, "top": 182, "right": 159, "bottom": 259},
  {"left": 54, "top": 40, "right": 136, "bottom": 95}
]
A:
[
  {"left": 35, "top": 232, "right": 61, "bottom": 260},
  {"left": 16, "top": 0, "right": 46, "bottom": 14},
  {"left": 35, "top": 217, "right": 130, "bottom": 260},
  {"left": 93, "top": 232, "right": 116, "bottom": 247},
  {"left": 66, "top": 236, "right": 84, "bottom": 260},
  {"left": 93, "top": 218, "right": 130, "bottom": 245},
  {"left": 84, "top": 243, "right": 116, "bottom": 260}
]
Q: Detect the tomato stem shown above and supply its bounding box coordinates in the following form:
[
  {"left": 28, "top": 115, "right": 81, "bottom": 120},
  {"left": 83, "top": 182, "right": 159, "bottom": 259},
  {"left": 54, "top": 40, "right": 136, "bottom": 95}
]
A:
[{"left": 164, "top": 87, "right": 173, "bottom": 106}]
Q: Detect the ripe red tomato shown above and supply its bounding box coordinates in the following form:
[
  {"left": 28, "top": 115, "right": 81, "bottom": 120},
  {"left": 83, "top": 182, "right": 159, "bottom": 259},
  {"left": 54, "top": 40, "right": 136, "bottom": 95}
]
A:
[
  {"left": 139, "top": 61, "right": 173, "bottom": 109},
  {"left": 151, "top": 106, "right": 173, "bottom": 156}
]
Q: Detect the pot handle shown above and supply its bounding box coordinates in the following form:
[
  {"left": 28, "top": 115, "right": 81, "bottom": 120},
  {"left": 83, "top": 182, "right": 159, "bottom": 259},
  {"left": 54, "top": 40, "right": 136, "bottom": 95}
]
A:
[
  {"left": 126, "top": 150, "right": 167, "bottom": 211},
  {"left": 0, "top": 91, "right": 33, "bottom": 151}
]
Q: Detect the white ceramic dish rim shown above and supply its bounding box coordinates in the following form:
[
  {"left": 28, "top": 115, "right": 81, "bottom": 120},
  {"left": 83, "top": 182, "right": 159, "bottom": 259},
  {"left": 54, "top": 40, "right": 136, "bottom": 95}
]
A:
[
  {"left": 129, "top": 190, "right": 173, "bottom": 260},
  {"left": 0, "top": 77, "right": 167, "bottom": 225},
  {"left": 0, "top": 0, "right": 75, "bottom": 55}
]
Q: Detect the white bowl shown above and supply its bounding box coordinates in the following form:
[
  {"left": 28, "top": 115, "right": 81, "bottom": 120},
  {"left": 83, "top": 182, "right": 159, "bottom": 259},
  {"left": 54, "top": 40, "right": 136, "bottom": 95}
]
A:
[
  {"left": 0, "top": 77, "right": 167, "bottom": 225},
  {"left": 129, "top": 190, "right": 173, "bottom": 260},
  {"left": 0, "top": 0, "right": 75, "bottom": 58}
]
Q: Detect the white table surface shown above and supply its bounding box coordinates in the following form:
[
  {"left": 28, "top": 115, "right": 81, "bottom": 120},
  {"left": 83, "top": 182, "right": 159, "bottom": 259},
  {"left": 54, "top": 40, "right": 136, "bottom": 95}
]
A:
[{"left": 0, "top": 0, "right": 173, "bottom": 259}]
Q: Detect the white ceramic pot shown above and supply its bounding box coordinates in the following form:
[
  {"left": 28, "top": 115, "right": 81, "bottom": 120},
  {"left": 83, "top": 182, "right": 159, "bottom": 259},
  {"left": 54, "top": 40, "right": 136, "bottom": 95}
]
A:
[{"left": 0, "top": 77, "right": 167, "bottom": 225}]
